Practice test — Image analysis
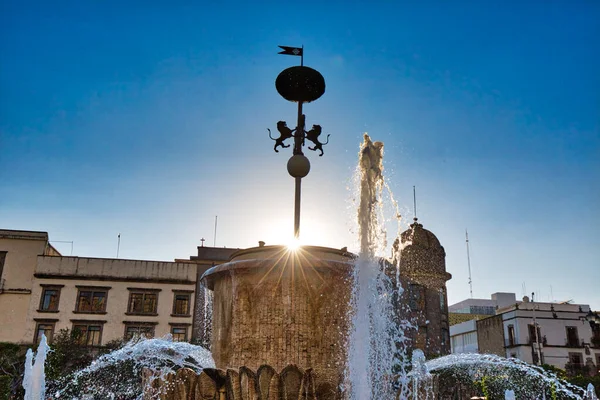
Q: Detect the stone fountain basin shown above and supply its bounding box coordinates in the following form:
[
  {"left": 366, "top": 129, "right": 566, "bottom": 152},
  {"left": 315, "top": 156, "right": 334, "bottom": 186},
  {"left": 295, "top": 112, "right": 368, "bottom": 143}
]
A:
[{"left": 201, "top": 245, "right": 355, "bottom": 397}]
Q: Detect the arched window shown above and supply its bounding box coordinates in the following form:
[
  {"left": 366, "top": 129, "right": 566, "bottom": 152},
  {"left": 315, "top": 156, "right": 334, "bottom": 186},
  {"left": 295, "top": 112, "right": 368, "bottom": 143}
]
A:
[{"left": 439, "top": 288, "right": 446, "bottom": 310}]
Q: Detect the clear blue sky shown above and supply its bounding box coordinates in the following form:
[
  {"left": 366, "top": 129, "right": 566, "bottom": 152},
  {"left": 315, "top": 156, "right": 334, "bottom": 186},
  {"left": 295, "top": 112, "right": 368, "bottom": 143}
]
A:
[{"left": 1, "top": 1, "right": 598, "bottom": 309}]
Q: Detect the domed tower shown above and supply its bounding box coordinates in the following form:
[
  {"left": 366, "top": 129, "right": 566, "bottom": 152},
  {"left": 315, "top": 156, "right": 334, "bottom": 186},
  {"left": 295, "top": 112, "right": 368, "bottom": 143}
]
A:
[{"left": 393, "top": 218, "right": 452, "bottom": 358}]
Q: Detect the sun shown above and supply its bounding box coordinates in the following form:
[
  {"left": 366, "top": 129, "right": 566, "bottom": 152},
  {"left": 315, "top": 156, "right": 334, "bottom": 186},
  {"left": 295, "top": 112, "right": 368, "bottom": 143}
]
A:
[
  {"left": 263, "top": 218, "right": 304, "bottom": 250},
  {"left": 286, "top": 237, "right": 302, "bottom": 251}
]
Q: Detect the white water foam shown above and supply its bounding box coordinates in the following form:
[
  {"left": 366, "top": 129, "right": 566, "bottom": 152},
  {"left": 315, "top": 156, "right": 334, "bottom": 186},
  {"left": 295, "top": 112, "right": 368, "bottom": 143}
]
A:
[
  {"left": 348, "top": 134, "right": 407, "bottom": 399},
  {"left": 23, "top": 334, "right": 50, "bottom": 400},
  {"left": 49, "top": 335, "right": 214, "bottom": 399}
]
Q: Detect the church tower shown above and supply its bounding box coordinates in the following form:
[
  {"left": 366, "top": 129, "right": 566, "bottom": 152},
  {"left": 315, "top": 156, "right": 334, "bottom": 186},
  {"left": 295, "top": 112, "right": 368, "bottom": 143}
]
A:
[{"left": 394, "top": 218, "right": 452, "bottom": 358}]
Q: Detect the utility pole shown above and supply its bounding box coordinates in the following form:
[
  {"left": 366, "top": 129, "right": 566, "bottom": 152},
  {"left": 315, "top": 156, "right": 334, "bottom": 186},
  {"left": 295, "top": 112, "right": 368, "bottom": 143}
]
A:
[
  {"left": 532, "top": 292, "right": 542, "bottom": 365},
  {"left": 466, "top": 229, "right": 473, "bottom": 298}
]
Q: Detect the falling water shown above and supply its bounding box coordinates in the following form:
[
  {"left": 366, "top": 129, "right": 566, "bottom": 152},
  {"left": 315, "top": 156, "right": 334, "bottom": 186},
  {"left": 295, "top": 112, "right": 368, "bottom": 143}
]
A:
[
  {"left": 48, "top": 336, "right": 214, "bottom": 399},
  {"left": 345, "top": 133, "right": 599, "bottom": 400},
  {"left": 23, "top": 334, "right": 50, "bottom": 400},
  {"left": 203, "top": 288, "right": 213, "bottom": 347},
  {"left": 426, "top": 353, "right": 596, "bottom": 399},
  {"left": 588, "top": 383, "right": 599, "bottom": 400},
  {"left": 348, "top": 134, "right": 406, "bottom": 399}
]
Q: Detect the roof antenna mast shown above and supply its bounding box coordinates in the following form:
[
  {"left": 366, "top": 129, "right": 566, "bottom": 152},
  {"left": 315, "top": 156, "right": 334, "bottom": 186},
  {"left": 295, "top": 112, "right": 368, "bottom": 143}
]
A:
[
  {"left": 413, "top": 185, "right": 418, "bottom": 222},
  {"left": 466, "top": 229, "right": 473, "bottom": 298},
  {"left": 214, "top": 216, "right": 218, "bottom": 247}
]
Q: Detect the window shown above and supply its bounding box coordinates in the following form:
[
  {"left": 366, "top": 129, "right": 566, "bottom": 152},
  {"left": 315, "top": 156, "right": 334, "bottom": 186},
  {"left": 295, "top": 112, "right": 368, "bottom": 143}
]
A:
[
  {"left": 127, "top": 289, "right": 159, "bottom": 315},
  {"left": 172, "top": 292, "right": 191, "bottom": 316},
  {"left": 528, "top": 324, "right": 541, "bottom": 344},
  {"left": 464, "top": 331, "right": 476, "bottom": 346},
  {"left": 441, "top": 328, "right": 448, "bottom": 347},
  {"left": 170, "top": 326, "right": 188, "bottom": 342},
  {"left": 75, "top": 287, "right": 109, "bottom": 313},
  {"left": 34, "top": 321, "right": 55, "bottom": 344},
  {"left": 451, "top": 336, "right": 459, "bottom": 353},
  {"left": 124, "top": 323, "right": 156, "bottom": 340},
  {"left": 507, "top": 325, "right": 516, "bottom": 346},
  {"left": 469, "top": 305, "right": 496, "bottom": 315},
  {"left": 566, "top": 326, "right": 580, "bottom": 347},
  {"left": 569, "top": 352, "right": 583, "bottom": 366},
  {"left": 72, "top": 323, "right": 103, "bottom": 346},
  {"left": 439, "top": 289, "right": 445, "bottom": 310},
  {"left": 408, "top": 284, "right": 423, "bottom": 311},
  {"left": 39, "top": 285, "right": 63, "bottom": 312},
  {"left": 0, "top": 251, "right": 6, "bottom": 283}
]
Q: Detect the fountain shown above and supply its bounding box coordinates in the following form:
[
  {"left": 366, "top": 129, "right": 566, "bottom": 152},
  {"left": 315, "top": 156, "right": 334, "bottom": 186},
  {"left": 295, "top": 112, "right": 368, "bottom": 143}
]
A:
[
  {"left": 21, "top": 49, "right": 598, "bottom": 400},
  {"left": 23, "top": 334, "right": 50, "bottom": 400}
]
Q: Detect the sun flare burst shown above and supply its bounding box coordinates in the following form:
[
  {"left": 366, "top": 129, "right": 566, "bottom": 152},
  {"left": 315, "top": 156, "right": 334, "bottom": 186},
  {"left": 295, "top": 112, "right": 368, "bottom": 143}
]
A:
[{"left": 286, "top": 237, "right": 302, "bottom": 251}]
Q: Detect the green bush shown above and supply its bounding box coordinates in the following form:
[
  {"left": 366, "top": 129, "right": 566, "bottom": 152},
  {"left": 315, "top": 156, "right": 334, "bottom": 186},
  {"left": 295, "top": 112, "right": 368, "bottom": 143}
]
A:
[
  {"left": 567, "top": 374, "right": 600, "bottom": 397},
  {"left": 0, "top": 376, "right": 11, "bottom": 400}
]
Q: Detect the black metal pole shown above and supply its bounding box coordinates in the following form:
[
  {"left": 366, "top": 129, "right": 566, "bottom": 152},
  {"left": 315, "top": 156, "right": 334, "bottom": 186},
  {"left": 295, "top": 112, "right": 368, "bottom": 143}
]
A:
[{"left": 293, "top": 101, "right": 305, "bottom": 238}]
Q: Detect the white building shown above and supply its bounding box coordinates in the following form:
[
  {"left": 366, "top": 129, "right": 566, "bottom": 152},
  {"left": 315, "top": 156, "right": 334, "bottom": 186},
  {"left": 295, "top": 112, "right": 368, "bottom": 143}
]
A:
[
  {"left": 449, "top": 292, "right": 516, "bottom": 315},
  {"left": 449, "top": 292, "right": 600, "bottom": 376},
  {"left": 450, "top": 319, "right": 478, "bottom": 354},
  {"left": 493, "top": 300, "right": 600, "bottom": 374}
]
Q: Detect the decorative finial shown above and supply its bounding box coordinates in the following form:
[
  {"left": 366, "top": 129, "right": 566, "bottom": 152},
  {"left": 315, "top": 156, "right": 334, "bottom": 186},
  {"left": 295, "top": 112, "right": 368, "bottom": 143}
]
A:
[{"left": 270, "top": 46, "right": 328, "bottom": 239}]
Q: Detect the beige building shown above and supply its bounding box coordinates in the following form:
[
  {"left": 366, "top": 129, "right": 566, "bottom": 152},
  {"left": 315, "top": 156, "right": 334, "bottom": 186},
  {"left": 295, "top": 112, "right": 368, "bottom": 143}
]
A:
[
  {"left": 0, "top": 230, "right": 60, "bottom": 343},
  {"left": 0, "top": 229, "right": 233, "bottom": 347}
]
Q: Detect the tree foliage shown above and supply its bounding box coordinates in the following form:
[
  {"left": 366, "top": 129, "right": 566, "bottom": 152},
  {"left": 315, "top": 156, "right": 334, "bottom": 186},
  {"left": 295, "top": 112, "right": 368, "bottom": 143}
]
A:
[
  {"left": 45, "top": 328, "right": 96, "bottom": 381},
  {"left": 0, "top": 342, "right": 26, "bottom": 399}
]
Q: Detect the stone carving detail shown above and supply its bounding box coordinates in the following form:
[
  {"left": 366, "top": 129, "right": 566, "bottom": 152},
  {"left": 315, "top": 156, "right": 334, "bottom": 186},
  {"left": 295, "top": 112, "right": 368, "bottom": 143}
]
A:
[{"left": 143, "top": 364, "right": 333, "bottom": 400}]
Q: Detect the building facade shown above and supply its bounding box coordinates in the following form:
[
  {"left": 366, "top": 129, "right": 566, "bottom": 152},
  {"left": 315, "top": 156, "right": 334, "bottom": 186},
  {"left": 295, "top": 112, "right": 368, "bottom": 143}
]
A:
[
  {"left": 0, "top": 229, "right": 236, "bottom": 347},
  {"left": 28, "top": 255, "right": 197, "bottom": 346},
  {"left": 449, "top": 292, "right": 600, "bottom": 376},
  {"left": 0, "top": 230, "right": 60, "bottom": 343},
  {"left": 493, "top": 300, "right": 600, "bottom": 375}
]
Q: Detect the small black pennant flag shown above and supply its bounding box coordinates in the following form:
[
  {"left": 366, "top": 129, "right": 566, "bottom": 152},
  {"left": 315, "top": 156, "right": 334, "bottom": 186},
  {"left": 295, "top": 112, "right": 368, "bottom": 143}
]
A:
[{"left": 278, "top": 45, "right": 303, "bottom": 56}]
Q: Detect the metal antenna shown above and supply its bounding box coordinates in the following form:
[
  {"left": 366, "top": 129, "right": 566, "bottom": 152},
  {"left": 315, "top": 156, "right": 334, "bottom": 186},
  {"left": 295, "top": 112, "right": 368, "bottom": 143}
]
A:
[
  {"left": 531, "top": 292, "right": 542, "bottom": 364},
  {"left": 50, "top": 240, "right": 74, "bottom": 256},
  {"left": 466, "top": 229, "right": 473, "bottom": 298},
  {"left": 213, "top": 216, "right": 218, "bottom": 247},
  {"left": 413, "top": 185, "right": 418, "bottom": 221},
  {"left": 116, "top": 234, "right": 121, "bottom": 258}
]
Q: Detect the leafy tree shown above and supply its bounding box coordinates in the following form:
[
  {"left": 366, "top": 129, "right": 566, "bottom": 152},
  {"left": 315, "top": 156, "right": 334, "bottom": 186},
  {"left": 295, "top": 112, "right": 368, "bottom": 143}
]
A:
[
  {"left": 0, "top": 342, "right": 26, "bottom": 399},
  {"left": 45, "top": 328, "right": 96, "bottom": 381},
  {"left": 567, "top": 374, "right": 600, "bottom": 397}
]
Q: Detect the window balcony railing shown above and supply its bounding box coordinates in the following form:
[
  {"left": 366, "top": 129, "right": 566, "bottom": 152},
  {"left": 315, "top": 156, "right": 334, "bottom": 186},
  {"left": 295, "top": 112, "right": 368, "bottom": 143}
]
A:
[{"left": 565, "top": 338, "right": 584, "bottom": 348}]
